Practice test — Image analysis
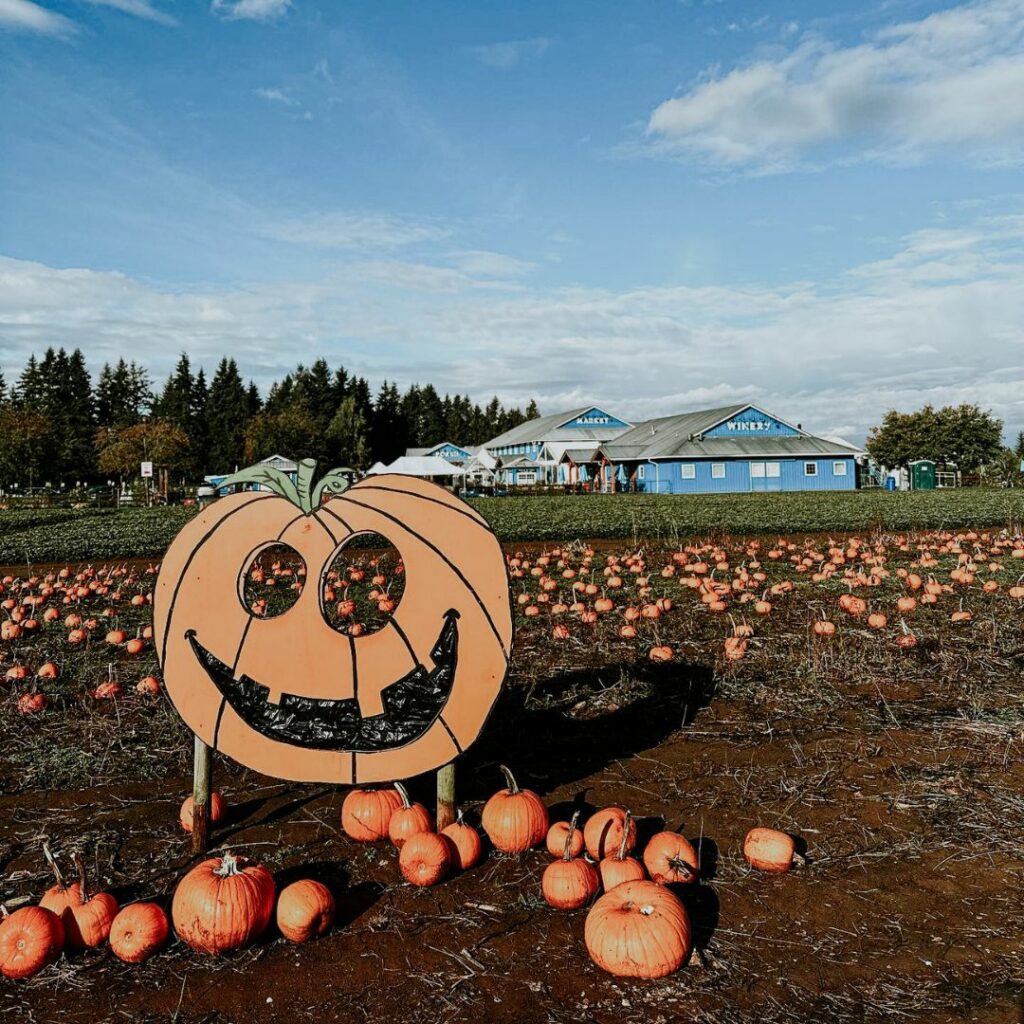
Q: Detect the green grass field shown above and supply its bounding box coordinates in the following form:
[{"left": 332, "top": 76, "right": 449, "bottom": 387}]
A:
[{"left": 1, "top": 488, "right": 1022, "bottom": 563}]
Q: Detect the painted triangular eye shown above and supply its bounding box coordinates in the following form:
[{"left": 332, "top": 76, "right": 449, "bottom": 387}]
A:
[
  {"left": 320, "top": 532, "right": 405, "bottom": 637},
  {"left": 240, "top": 543, "right": 306, "bottom": 619}
]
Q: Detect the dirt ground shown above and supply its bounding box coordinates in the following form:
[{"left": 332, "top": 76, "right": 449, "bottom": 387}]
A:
[{"left": 2, "top": 535, "right": 1023, "bottom": 1023}]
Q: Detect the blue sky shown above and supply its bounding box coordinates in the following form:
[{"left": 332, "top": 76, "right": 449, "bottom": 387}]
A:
[{"left": 2, "top": 0, "right": 1023, "bottom": 442}]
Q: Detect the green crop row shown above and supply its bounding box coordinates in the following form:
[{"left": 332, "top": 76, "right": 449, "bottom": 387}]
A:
[{"left": 1, "top": 489, "right": 1022, "bottom": 566}]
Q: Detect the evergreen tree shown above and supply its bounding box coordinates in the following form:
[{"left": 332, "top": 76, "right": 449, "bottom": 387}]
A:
[
  {"left": 246, "top": 381, "right": 262, "bottom": 417},
  {"left": 58, "top": 349, "right": 96, "bottom": 483},
  {"left": 370, "top": 381, "right": 406, "bottom": 463},
  {"left": 153, "top": 354, "right": 195, "bottom": 435},
  {"left": 189, "top": 368, "right": 210, "bottom": 475},
  {"left": 207, "top": 359, "right": 251, "bottom": 473},
  {"left": 1015, "top": 431, "right": 1024, "bottom": 459}
]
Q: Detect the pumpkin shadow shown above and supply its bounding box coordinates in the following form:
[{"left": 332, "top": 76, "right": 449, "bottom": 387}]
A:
[
  {"left": 693, "top": 836, "right": 719, "bottom": 880},
  {"left": 457, "top": 657, "right": 715, "bottom": 801},
  {"left": 274, "top": 858, "right": 350, "bottom": 894},
  {"left": 678, "top": 882, "right": 720, "bottom": 954}
]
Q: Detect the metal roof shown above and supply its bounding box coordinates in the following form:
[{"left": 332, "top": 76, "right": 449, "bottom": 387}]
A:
[
  {"left": 500, "top": 455, "right": 542, "bottom": 468},
  {"left": 560, "top": 447, "right": 601, "bottom": 463},
  {"left": 598, "top": 405, "right": 861, "bottom": 461},
  {"left": 484, "top": 407, "right": 631, "bottom": 448}
]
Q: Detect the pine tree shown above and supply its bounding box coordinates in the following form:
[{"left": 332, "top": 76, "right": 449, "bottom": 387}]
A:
[
  {"left": 1015, "top": 432, "right": 1024, "bottom": 459},
  {"left": 190, "top": 368, "right": 210, "bottom": 475},
  {"left": 207, "top": 359, "right": 250, "bottom": 473},
  {"left": 370, "top": 381, "right": 406, "bottom": 463},
  {"left": 153, "top": 354, "right": 195, "bottom": 434}
]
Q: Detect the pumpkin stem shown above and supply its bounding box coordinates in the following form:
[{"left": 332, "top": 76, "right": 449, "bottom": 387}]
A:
[
  {"left": 616, "top": 811, "right": 633, "bottom": 862},
  {"left": 668, "top": 855, "right": 697, "bottom": 882},
  {"left": 563, "top": 810, "right": 581, "bottom": 862},
  {"left": 498, "top": 765, "right": 520, "bottom": 794},
  {"left": 219, "top": 459, "right": 355, "bottom": 515},
  {"left": 72, "top": 850, "right": 91, "bottom": 904},
  {"left": 393, "top": 781, "right": 412, "bottom": 809},
  {"left": 214, "top": 851, "right": 244, "bottom": 878},
  {"left": 42, "top": 840, "right": 68, "bottom": 892}
]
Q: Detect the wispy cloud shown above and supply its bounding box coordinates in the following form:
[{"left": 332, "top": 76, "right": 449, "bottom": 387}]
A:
[
  {"left": 472, "top": 36, "right": 550, "bottom": 69},
  {"left": 266, "top": 211, "right": 450, "bottom": 250},
  {"left": 254, "top": 86, "right": 298, "bottom": 106},
  {"left": 0, "top": 0, "right": 75, "bottom": 35},
  {"left": 211, "top": 0, "right": 291, "bottom": 23},
  {"left": 83, "top": 0, "right": 177, "bottom": 26},
  {"left": 646, "top": 0, "right": 1024, "bottom": 171}
]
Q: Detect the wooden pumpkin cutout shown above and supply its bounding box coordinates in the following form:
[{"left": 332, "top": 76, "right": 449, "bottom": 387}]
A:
[{"left": 154, "top": 461, "right": 512, "bottom": 784}]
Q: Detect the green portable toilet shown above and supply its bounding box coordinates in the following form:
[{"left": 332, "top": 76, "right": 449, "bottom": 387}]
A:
[{"left": 909, "top": 459, "right": 936, "bottom": 490}]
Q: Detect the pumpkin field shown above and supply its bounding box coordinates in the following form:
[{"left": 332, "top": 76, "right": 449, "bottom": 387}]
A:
[{"left": 1, "top": 523, "right": 1023, "bottom": 1023}]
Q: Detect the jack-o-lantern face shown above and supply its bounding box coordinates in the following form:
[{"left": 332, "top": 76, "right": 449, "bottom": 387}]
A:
[{"left": 153, "top": 467, "right": 512, "bottom": 784}]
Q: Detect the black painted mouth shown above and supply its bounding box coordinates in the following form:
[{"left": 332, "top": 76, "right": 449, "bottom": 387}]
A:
[{"left": 186, "top": 610, "right": 459, "bottom": 753}]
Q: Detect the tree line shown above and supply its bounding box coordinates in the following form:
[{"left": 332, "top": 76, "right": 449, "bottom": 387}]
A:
[{"left": 0, "top": 349, "right": 539, "bottom": 488}]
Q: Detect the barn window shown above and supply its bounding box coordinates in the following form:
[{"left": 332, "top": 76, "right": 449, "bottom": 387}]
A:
[
  {"left": 833, "top": 461, "right": 847, "bottom": 476},
  {"left": 765, "top": 463, "right": 780, "bottom": 478},
  {"left": 711, "top": 463, "right": 726, "bottom": 479},
  {"left": 681, "top": 464, "right": 696, "bottom": 479},
  {"left": 637, "top": 464, "right": 646, "bottom": 480},
  {"left": 804, "top": 462, "right": 818, "bottom": 476},
  {"left": 750, "top": 462, "right": 765, "bottom": 478}
]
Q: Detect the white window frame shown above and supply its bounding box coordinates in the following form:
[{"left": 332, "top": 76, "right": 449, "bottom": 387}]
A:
[
  {"left": 804, "top": 462, "right": 818, "bottom": 477},
  {"left": 750, "top": 462, "right": 765, "bottom": 478},
  {"left": 766, "top": 462, "right": 781, "bottom": 478},
  {"left": 637, "top": 464, "right": 646, "bottom": 480},
  {"left": 711, "top": 463, "right": 726, "bottom": 479},
  {"left": 680, "top": 463, "right": 696, "bottom": 480},
  {"left": 517, "top": 470, "right": 536, "bottom": 484},
  {"left": 833, "top": 461, "right": 848, "bottom": 476}
]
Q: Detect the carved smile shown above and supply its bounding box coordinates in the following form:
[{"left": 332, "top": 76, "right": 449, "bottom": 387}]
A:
[{"left": 186, "top": 610, "right": 459, "bottom": 753}]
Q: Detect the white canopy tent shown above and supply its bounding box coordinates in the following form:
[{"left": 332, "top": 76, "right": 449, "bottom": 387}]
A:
[{"left": 366, "top": 456, "right": 467, "bottom": 478}]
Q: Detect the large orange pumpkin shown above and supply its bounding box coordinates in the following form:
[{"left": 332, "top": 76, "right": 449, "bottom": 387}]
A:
[{"left": 154, "top": 464, "right": 512, "bottom": 784}]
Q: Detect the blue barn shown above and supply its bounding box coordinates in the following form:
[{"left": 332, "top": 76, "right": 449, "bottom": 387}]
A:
[{"left": 594, "top": 404, "right": 860, "bottom": 494}]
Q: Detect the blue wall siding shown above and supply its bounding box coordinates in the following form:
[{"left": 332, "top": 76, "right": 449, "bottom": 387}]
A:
[
  {"left": 704, "top": 407, "right": 800, "bottom": 438},
  {"left": 634, "top": 457, "right": 855, "bottom": 493}
]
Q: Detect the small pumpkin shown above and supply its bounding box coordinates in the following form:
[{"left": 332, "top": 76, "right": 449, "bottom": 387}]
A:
[
  {"left": 743, "top": 827, "right": 804, "bottom": 873},
  {"left": 546, "top": 820, "right": 585, "bottom": 859},
  {"left": 179, "top": 792, "right": 226, "bottom": 833},
  {"left": 541, "top": 812, "right": 600, "bottom": 911},
  {"left": 583, "top": 806, "right": 637, "bottom": 861},
  {"left": 399, "top": 832, "right": 451, "bottom": 887},
  {"left": 276, "top": 880, "right": 335, "bottom": 943},
  {"left": 481, "top": 765, "right": 548, "bottom": 853},
  {"left": 109, "top": 903, "right": 169, "bottom": 963},
  {"left": 584, "top": 879, "right": 691, "bottom": 978},
  {"left": 171, "top": 851, "right": 275, "bottom": 954},
  {"left": 643, "top": 831, "right": 699, "bottom": 885},
  {"left": 440, "top": 812, "right": 484, "bottom": 870},
  {"left": 598, "top": 811, "right": 646, "bottom": 890},
  {"left": 0, "top": 906, "right": 64, "bottom": 979},
  {"left": 388, "top": 782, "right": 433, "bottom": 849},
  {"left": 341, "top": 786, "right": 403, "bottom": 842}
]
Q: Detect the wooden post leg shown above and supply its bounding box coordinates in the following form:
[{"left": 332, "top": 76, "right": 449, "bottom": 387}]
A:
[
  {"left": 191, "top": 735, "right": 213, "bottom": 855},
  {"left": 436, "top": 761, "right": 456, "bottom": 831}
]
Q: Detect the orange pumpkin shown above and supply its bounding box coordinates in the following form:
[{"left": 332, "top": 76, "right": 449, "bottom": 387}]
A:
[
  {"left": 743, "top": 827, "right": 801, "bottom": 873},
  {"left": 388, "top": 782, "right": 433, "bottom": 848},
  {"left": 546, "top": 820, "right": 585, "bottom": 859},
  {"left": 440, "top": 812, "right": 484, "bottom": 870},
  {"left": 0, "top": 906, "right": 64, "bottom": 979},
  {"left": 583, "top": 807, "right": 637, "bottom": 861},
  {"left": 399, "top": 832, "right": 451, "bottom": 887},
  {"left": 481, "top": 765, "right": 548, "bottom": 853},
  {"left": 276, "top": 880, "right": 335, "bottom": 942},
  {"left": 172, "top": 851, "right": 275, "bottom": 954},
  {"left": 643, "top": 831, "right": 699, "bottom": 885},
  {"left": 39, "top": 851, "right": 118, "bottom": 951},
  {"left": 341, "top": 786, "right": 403, "bottom": 842},
  {"left": 180, "top": 792, "right": 226, "bottom": 833},
  {"left": 585, "top": 880, "right": 691, "bottom": 978},
  {"left": 153, "top": 465, "right": 512, "bottom": 784},
  {"left": 109, "top": 903, "right": 169, "bottom": 963}
]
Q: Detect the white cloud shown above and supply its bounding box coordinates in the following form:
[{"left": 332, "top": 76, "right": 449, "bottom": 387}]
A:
[
  {"left": 451, "top": 250, "right": 535, "bottom": 278},
  {"left": 2, "top": 207, "right": 1024, "bottom": 441},
  {"left": 472, "top": 36, "right": 550, "bottom": 69},
  {"left": 83, "top": 0, "right": 176, "bottom": 25},
  {"left": 646, "top": 0, "right": 1024, "bottom": 170},
  {"left": 0, "top": 0, "right": 75, "bottom": 34},
  {"left": 267, "top": 212, "right": 450, "bottom": 250},
  {"left": 211, "top": 0, "right": 291, "bottom": 22},
  {"left": 254, "top": 86, "right": 298, "bottom": 106}
]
